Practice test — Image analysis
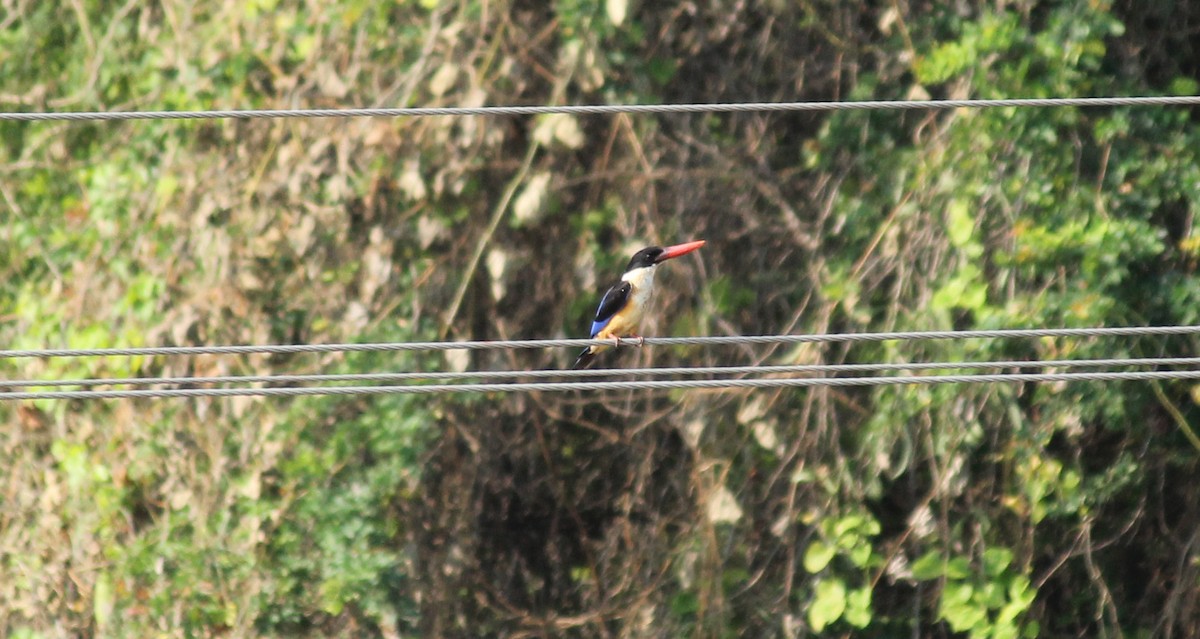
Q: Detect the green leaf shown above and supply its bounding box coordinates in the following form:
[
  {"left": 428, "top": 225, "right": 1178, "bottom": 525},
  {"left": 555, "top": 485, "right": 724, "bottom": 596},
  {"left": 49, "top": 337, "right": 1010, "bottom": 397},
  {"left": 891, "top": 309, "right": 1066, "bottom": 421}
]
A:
[
  {"left": 833, "top": 514, "right": 865, "bottom": 538},
  {"left": 915, "top": 41, "right": 975, "bottom": 84},
  {"left": 849, "top": 543, "right": 873, "bottom": 568},
  {"left": 1170, "top": 76, "right": 1199, "bottom": 96},
  {"left": 983, "top": 547, "right": 1013, "bottom": 576},
  {"left": 980, "top": 581, "right": 1005, "bottom": 608},
  {"left": 803, "top": 540, "right": 837, "bottom": 573},
  {"left": 993, "top": 621, "right": 1020, "bottom": 639},
  {"left": 319, "top": 576, "right": 346, "bottom": 615},
  {"left": 1008, "top": 575, "right": 1036, "bottom": 608},
  {"left": 943, "top": 581, "right": 974, "bottom": 605},
  {"left": 671, "top": 591, "right": 699, "bottom": 616},
  {"left": 844, "top": 586, "right": 873, "bottom": 628},
  {"left": 931, "top": 264, "right": 989, "bottom": 312},
  {"left": 945, "top": 556, "right": 972, "bottom": 579},
  {"left": 998, "top": 599, "right": 1026, "bottom": 625},
  {"left": 646, "top": 58, "right": 678, "bottom": 85},
  {"left": 941, "top": 599, "right": 987, "bottom": 633},
  {"left": 911, "top": 551, "right": 944, "bottom": 580},
  {"left": 93, "top": 572, "right": 113, "bottom": 629},
  {"left": 946, "top": 199, "right": 976, "bottom": 248},
  {"left": 808, "top": 578, "right": 847, "bottom": 632}
]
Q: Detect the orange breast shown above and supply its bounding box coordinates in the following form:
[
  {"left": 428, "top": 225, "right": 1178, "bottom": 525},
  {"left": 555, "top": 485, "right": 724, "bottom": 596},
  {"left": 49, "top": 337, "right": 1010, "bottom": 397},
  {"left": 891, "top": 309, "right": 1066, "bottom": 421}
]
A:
[{"left": 590, "top": 304, "right": 643, "bottom": 352}]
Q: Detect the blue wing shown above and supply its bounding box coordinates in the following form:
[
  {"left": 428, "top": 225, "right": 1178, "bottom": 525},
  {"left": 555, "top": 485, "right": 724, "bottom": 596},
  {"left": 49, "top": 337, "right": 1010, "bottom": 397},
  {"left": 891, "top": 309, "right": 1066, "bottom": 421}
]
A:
[{"left": 589, "top": 281, "right": 632, "bottom": 337}]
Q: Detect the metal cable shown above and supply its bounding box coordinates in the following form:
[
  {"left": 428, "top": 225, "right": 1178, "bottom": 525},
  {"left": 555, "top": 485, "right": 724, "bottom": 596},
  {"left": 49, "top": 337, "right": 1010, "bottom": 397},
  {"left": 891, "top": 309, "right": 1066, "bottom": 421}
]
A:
[
  {"left": 3, "top": 356, "right": 1199, "bottom": 389},
  {"left": 3, "top": 96, "right": 1200, "bottom": 122},
  {"left": 2, "top": 325, "right": 1197, "bottom": 359},
  {"left": 3, "top": 369, "right": 1200, "bottom": 401}
]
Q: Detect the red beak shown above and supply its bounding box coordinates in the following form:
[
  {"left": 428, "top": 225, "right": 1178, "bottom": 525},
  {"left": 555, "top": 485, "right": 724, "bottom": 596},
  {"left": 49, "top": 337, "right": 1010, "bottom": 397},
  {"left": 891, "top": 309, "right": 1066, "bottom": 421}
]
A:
[{"left": 657, "top": 240, "right": 706, "bottom": 262}]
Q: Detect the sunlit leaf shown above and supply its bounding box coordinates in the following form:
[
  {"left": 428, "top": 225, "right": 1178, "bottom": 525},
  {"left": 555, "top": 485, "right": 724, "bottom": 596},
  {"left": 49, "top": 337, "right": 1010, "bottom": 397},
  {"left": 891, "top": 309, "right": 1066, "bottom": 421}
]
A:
[
  {"left": 807, "top": 578, "right": 846, "bottom": 632},
  {"left": 844, "top": 586, "right": 872, "bottom": 628},
  {"left": 911, "top": 551, "right": 944, "bottom": 580},
  {"left": 803, "top": 540, "right": 836, "bottom": 573}
]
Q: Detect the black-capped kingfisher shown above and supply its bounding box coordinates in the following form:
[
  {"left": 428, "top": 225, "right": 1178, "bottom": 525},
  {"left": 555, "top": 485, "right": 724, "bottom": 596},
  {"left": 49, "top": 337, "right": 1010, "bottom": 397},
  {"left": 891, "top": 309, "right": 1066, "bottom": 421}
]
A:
[{"left": 573, "top": 240, "right": 706, "bottom": 369}]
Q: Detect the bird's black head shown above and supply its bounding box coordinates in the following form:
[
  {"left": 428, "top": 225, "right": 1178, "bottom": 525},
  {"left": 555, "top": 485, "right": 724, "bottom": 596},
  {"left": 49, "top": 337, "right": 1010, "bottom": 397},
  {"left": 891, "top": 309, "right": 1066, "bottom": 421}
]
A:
[
  {"left": 622, "top": 240, "right": 706, "bottom": 272},
  {"left": 626, "top": 246, "right": 665, "bottom": 271}
]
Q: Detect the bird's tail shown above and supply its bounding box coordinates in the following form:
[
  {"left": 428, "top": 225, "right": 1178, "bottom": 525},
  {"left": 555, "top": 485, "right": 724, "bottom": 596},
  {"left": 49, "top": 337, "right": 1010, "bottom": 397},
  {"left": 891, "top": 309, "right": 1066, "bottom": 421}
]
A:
[{"left": 573, "top": 347, "right": 597, "bottom": 369}]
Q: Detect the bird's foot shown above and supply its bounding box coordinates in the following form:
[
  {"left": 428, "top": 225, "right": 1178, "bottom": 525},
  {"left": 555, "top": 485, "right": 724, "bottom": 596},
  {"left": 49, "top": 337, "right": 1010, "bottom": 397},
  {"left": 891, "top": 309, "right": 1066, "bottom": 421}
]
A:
[
  {"left": 612, "top": 335, "right": 646, "bottom": 349},
  {"left": 611, "top": 335, "right": 646, "bottom": 349}
]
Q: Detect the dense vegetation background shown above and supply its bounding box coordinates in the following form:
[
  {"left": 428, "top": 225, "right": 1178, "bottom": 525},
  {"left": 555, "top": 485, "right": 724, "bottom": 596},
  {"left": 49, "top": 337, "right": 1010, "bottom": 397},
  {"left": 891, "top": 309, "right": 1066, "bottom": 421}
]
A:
[{"left": 3, "top": 0, "right": 1200, "bottom": 636}]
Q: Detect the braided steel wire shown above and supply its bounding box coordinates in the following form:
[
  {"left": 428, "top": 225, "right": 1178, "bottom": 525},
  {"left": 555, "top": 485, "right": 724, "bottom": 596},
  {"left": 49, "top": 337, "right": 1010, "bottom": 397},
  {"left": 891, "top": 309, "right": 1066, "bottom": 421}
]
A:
[
  {"left": 1, "top": 325, "right": 1197, "bottom": 359},
  {"left": 3, "top": 96, "right": 1200, "bottom": 122},
  {"left": 4, "top": 369, "right": 1200, "bottom": 401}
]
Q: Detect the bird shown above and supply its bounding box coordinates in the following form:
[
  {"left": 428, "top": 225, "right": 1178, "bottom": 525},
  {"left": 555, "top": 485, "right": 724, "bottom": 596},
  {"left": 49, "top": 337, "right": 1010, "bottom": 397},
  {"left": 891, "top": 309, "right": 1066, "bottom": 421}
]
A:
[{"left": 573, "top": 240, "right": 706, "bottom": 369}]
